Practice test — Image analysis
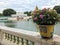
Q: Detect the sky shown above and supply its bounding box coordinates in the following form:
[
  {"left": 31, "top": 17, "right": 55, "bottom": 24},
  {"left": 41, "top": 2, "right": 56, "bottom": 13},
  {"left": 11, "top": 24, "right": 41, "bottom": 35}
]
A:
[{"left": 0, "top": 0, "right": 60, "bottom": 13}]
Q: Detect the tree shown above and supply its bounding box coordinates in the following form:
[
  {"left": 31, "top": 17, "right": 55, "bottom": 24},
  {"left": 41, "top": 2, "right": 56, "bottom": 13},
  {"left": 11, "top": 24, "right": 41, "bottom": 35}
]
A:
[
  {"left": 53, "top": 6, "right": 60, "bottom": 14},
  {"left": 24, "top": 11, "right": 31, "bottom": 16},
  {"left": 3, "top": 9, "right": 16, "bottom": 16},
  {"left": 0, "top": 13, "right": 3, "bottom": 16}
]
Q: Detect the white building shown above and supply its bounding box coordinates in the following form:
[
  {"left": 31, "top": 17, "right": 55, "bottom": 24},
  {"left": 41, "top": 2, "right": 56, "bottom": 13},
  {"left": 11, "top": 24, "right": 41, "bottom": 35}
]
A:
[{"left": 11, "top": 12, "right": 27, "bottom": 18}]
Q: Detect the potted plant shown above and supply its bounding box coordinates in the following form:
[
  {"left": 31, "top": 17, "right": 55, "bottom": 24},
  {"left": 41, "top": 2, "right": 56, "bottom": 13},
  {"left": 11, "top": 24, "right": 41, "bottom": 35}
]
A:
[{"left": 33, "top": 8, "right": 59, "bottom": 39}]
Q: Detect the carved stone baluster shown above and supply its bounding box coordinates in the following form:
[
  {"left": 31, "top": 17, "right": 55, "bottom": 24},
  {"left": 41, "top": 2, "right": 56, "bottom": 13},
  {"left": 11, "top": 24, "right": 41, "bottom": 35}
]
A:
[
  {"left": 25, "top": 40, "right": 29, "bottom": 45},
  {"left": 13, "top": 36, "right": 16, "bottom": 43},
  {"left": 7, "top": 34, "right": 9, "bottom": 40},
  {"left": 31, "top": 41, "right": 34, "bottom": 45},
  {"left": 16, "top": 37, "right": 20, "bottom": 44},
  {"left": 21, "top": 38, "right": 24, "bottom": 45},
  {"left": 10, "top": 35, "right": 12, "bottom": 41}
]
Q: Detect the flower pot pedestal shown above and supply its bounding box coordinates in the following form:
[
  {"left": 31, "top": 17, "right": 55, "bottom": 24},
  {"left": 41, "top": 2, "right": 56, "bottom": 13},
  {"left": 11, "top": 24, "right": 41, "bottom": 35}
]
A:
[{"left": 39, "top": 25, "right": 54, "bottom": 39}]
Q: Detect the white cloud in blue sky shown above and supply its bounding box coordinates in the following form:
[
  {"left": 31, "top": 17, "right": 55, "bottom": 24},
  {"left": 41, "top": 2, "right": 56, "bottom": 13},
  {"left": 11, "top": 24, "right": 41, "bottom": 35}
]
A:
[{"left": 0, "top": 0, "right": 60, "bottom": 12}]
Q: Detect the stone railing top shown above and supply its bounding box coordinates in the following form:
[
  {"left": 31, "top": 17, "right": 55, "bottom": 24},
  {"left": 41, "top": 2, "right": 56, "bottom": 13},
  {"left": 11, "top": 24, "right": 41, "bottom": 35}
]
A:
[
  {"left": 0, "top": 26, "right": 41, "bottom": 42},
  {"left": 0, "top": 26, "right": 60, "bottom": 43}
]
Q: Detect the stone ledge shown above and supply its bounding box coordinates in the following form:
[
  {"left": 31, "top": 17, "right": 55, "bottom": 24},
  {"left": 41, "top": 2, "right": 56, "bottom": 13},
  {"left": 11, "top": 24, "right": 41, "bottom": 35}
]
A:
[
  {"left": 39, "top": 35, "right": 60, "bottom": 45},
  {"left": 0, "top": 26, "right": 60, "bottom": 45}
]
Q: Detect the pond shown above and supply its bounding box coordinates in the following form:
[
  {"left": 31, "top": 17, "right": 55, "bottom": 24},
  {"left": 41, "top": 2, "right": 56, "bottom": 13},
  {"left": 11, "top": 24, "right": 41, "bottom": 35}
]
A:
[{"left": 0, "top": 17, "right": 60, "bottom": 36}]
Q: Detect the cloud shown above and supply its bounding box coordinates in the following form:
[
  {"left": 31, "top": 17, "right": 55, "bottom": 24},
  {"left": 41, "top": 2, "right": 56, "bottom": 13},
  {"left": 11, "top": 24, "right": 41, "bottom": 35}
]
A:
[{"left": 0, "top": 0, "right": 60, "bottom": 13}]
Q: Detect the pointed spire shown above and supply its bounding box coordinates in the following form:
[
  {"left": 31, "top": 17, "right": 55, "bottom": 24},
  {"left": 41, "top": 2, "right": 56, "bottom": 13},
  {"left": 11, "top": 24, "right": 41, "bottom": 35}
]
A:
[
  {"left": 34, "top": 6, "right": 39, "bottom": 12},
  {"left": 36, "top": 6, "right": 38, "bottom": 10},
  {"left": 31, "top": 6, "right": 39, "bottom": 16}
]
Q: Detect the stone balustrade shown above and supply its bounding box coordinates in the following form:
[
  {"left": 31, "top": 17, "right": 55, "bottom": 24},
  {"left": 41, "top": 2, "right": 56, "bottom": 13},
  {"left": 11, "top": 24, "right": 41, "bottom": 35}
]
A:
[{"left": 0, "top": 26, "right": 60, "bottom": 45}]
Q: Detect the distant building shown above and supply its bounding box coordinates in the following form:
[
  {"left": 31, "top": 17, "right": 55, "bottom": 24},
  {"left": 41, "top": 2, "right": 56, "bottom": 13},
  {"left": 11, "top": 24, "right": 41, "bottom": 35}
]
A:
[{"left": 11, "top": 12, "right": 27, "bottom": 18}]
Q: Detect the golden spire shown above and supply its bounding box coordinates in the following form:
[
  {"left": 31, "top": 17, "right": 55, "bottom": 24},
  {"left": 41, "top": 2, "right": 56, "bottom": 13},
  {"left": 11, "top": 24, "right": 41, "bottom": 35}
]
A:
[
  {"left": 34, "top": 6, "right": 39, "bottom": 11},
  {"left": 31, "top": 6, "right": 39, "bottom": 16}
]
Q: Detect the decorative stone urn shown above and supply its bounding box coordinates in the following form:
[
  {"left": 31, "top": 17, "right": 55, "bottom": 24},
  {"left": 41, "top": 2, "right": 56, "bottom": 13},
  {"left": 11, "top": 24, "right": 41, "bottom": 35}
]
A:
[{"left": 39, "top": 25, "right": 54, "bottom": 39}]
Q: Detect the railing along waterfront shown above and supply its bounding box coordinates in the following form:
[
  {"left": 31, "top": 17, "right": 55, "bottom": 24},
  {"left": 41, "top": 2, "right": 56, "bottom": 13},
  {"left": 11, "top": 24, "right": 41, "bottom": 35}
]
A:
[{"left": 0, "top": 26, "right": 60, "bottom": 45}]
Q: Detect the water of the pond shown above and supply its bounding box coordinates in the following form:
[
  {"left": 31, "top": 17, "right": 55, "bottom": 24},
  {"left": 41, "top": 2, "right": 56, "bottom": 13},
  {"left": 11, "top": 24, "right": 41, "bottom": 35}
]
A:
[{"left": 0, "top": 17, "right": 60, "bottom": 36}]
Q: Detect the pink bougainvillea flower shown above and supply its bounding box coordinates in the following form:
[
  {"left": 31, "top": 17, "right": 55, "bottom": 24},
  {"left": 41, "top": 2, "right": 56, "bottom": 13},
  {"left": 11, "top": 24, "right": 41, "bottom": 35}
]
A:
[
  {"left": 39, "top": 14, "right": 44, "bottom": 19},
  {"left": 34, "top": 17, "right": 38, "bottom": 21}
]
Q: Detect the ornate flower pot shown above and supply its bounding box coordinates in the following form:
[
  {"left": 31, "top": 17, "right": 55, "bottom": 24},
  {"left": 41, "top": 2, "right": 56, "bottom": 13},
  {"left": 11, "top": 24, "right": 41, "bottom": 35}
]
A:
[{"left": 39, "top": 25, "right": 54, "bottom": 39}]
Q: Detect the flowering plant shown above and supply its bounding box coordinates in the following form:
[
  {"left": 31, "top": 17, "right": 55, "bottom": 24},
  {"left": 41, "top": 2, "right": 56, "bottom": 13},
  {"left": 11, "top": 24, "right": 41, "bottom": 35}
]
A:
[{"left": 33, "top": 8, "right": 59, "bottom": 25}]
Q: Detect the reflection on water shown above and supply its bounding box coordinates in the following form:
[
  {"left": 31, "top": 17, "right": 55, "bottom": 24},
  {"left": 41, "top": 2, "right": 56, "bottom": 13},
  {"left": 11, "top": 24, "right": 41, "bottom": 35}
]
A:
[
  {"left": 4, "top": 21, "right": 16, "bottom": 27},
  {"left": 0, "top": 17, "right": 60, "bottom": 36},
  {"left": 15, "top": 19, "right": 39, "bottom": 32},
  {"left": 0, "top": 19, "right": 38, "bottom": 32}
]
